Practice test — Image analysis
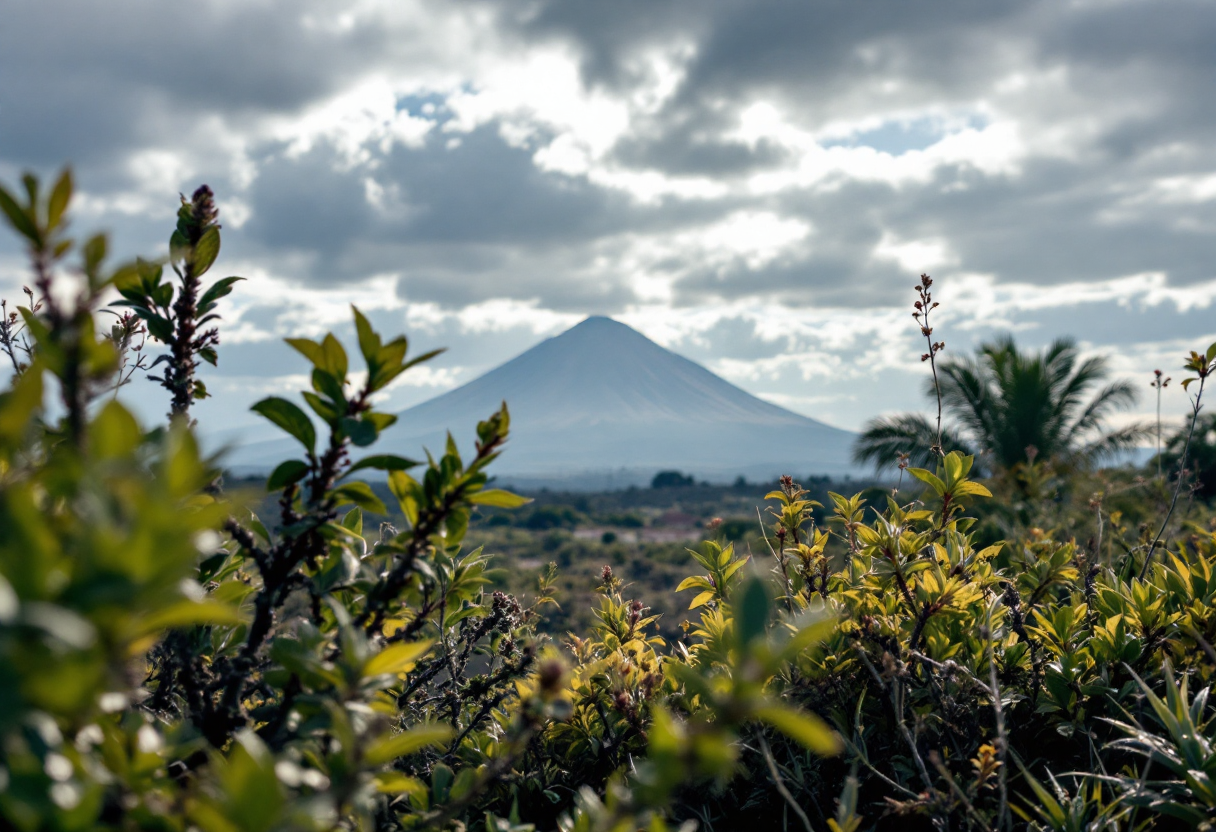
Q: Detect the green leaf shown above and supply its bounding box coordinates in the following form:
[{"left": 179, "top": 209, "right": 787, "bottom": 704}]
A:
[
  {"left": 90, "top": 400, "right": 142, "bottom": 460},
  {"left": 286, "top": 337, "right": 325, "bottom": 367},
  {"left": 269, "top": 638, "right": 341, "bottom": 688},
  {"left": 198, "top": 276, "right": 244, "bottom": 312},
  {"left": 366, "top": 411, "right": 397, "bottom": 432},
  {"left": 0, "top": 183, "right": 38, "bottom": 242},
  {"left": 387, "top": 471, "right": 419, "bottom": 527},
  {"left": 943, "top": 452, "right": 963, "bottom": 483},
  {"left": 345, "top": 454, "right": 419, "bottom": 477},
  {"left": 341, "top": 416, "right": 377, "bottom": 447},
  {"left": 312, "top": 368, "right": 346, "bottom": 406},
  {"left": 907, "top": 467, "right": 946, "bottom": 495},
  {"left": 0, "top": 368, "right": 44, "bottom": 443},
  {"left": 151, "top": 281, "right": 174, "bottom": 309},
  {"left": 364, "top": 724, "right": 452, "bottom": 767},
  {"left": 374, "top": 772, "right": 427, "bottom": 797},
  {"left": 144, "top": 314, "right": 173, "bottom": 344},
  {"left": 111, "top": 263, "right": 144, "bottom": 298},
  {"left": 320, "top": 333, "right": 348, "bottom": 378},
  {"left": 252, "top": 397, "right": 316, "bottom": 454},
  {"left": 330, "top": 481, "right": 387, "bottom": 514},
  {"left": 47, "top": 168, "right": 72, "bottom": 230},
  {"left": 342, "top": 506, "right": 363, "bottom": 536},
  {"left": 302, "top": 391, "right": 340, "bottom": 421},
  {"left": 363, "top": 640, "right": 433, "bottom": 677},
  {"left": 468, "top": 489, "right": 531, "bottom": 508},
  {"left": 776, "top": 614, "right": 837, "bottom": 663},
  {"left": 373, "top": 347, "right": 444, "bottom": 391},
  {"left": 267, "top": 459, "right": 310, "bottom": 491},
  {"left": 735, "top": 575, "right": 770, "bottom": 646},
  {"left": 353, "top": 305, "right": 380, "bottom": 364},
  {"left": 449, "top": 768, "right": 477, "bottom": 802},
  {"left": 431, "top": 762, "right": 455, "bottom": 803},
  {"left": 754, "top": 704, "right": 842, "bottom": 755},
  {"left": 955, "top": 481, "right": 992, "bottom": 498},
  {"left": 129, "top": 600, "right": 246, "bottom": 638},
  {"left": 1207, "top": 341, "right": 1216, "bottom": 364},
  {"left": 192, "top": 225, "right": 220, "bottom": 276},
  {"left": 169, "top": 229, "right": 188, "bottom": 266},
  {"left": 218, "top": 731, "right": 284, "bottom": 829},
  {"left": 675, "top": 576, "right": 712, "bottom": 593}
]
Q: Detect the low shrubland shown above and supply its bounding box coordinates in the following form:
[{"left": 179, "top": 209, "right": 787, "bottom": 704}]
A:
[{"left": 1, "top": 172, "right": 1214, "bottom": 832}]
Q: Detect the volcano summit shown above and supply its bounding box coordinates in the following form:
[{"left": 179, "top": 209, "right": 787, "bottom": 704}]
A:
[{"left": 241, "top": 316, "right": 856, "bottom": 488}]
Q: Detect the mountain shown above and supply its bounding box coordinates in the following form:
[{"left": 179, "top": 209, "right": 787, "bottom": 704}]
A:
[{"left": 238, "top": 316, "right": 857, "bottom": 488}]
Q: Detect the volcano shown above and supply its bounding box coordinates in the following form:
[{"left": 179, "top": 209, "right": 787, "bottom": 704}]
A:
[
  {"left": 239, "top": 316, "right": 857, "bottom": 488},
  {"left": 382, "top": 316, "right": 853, "bottom": 487}
]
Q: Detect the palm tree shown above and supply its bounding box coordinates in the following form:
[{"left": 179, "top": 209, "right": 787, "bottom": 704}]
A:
[{"left": 854, "top": 335, "right": 1148, "bottom": 476}]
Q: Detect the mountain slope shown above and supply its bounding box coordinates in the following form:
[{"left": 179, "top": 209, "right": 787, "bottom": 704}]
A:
[
  {"left": 238, "top": 316, "right": 857, "bottom": 485},
  {"left": 387, "top": 316, "right": 853, "bottom": 482}
]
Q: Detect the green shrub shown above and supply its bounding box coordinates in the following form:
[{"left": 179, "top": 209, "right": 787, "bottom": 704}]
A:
[{"left": 1, "top": 171, "right": 1215, "bottom": 832}]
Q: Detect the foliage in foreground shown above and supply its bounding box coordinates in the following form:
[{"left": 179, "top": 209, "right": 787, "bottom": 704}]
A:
[{"left": 1, "top": 172, "right": 1216, "bottom": 832}]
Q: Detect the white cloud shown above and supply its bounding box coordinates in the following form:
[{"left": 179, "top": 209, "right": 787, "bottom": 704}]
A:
[
  {"left": 5, "top": 0, "right": 1216, "bottom": 440},
  {"left": 873, "top": 233, "right": 957, "bottom": 272},
  {"left": 949, "top": 271, "right": 1216, "bottom": 323},
  {"left": 278, "top": 77, "right": 438, "bottom": 168}
]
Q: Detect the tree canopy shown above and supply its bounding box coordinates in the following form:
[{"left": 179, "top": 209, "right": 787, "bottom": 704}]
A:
[{"left": 854, "top": 335, "right": 1147, "bottom": 475}]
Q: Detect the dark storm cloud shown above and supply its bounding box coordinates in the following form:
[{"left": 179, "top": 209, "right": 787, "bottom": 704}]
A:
[
  {"left": 234, "top": 126, "right": 646, "bottom": 305},
  {"left": 507, "top": 0, "right": 1028, "bottom": 95},
  {"left": 0, "top": 0, "right": 386, "bottom": 167}
]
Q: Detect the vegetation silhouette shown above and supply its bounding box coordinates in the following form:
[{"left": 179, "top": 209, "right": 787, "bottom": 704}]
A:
[{"left": 855, "top": 335, "right": 1148, "bottom": 476}]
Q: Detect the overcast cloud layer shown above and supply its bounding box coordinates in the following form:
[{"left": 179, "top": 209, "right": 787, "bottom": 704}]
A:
[{"left": 2, "top": 0, "right": 1214, "bottom": 451}]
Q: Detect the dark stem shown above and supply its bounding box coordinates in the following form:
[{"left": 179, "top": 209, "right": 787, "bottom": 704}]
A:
[{"left": 1141, "top": 375, "right": 1205, "bottom": 579}]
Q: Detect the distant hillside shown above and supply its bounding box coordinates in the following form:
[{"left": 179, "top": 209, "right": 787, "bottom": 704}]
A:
[{"left": 239, "top": 316, "right": 857, "bottom": 487}]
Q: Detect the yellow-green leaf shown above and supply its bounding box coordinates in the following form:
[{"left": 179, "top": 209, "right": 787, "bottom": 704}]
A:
[
  {"left": 722, "top": 558, "right": 749, "bottom": 581},
  {"left": 955, "top": 481, "right": 992, "bottom": 498},
  {"left": 755, "top": 704, "right": 842, "bottom": 755},
  {"left": 364, "top": 724, "right": 452, "bottom": 766},
  {"left": 129, "top": 600, "right": 245, "bottom": 638},
  {"left": 468, "top": 489, "right": 531, "bottom": 508},
  {"left": 363, "top": 640, "right": 433, "bottom": 678},
  {"left": 907, "top": 468, "right": 945, "bottom": 494},
  {"left": 675, "top": 576, "right": 711, "bottom": 593},
  {"left": 374, "top": 772, "right": 428, "bottom": 798}
]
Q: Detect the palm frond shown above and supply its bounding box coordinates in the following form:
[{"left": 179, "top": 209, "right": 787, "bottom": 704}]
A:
[
  {"left": 1074, "top": 421, "right": 1153, "bottom": 467},
  {"left": 937, "top": 356, "right": 997, "bottom": 444},
  {"left": 1062, "top": 380, "right": 1140, "bottom": 447},
  {"left": 1051, "top": 354, "right": 1116, "bottom": 429},
  {"left": 902, "top": 335, "right": 1141, "bottom": 472},
  {"left": 852, "top": 413, "right": 976, "bottom": 473}
]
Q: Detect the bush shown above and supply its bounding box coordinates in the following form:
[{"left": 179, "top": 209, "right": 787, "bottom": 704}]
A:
[
  {"left": 2, "top": 171, "right": 1216, "bottom": 832},
  {"left": 651, "top": 470, "right": 695, "bottom": 489}
]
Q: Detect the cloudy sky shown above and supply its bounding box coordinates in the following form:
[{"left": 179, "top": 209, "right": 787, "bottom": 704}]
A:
[{"left": 2, "top": 0, "right": 1214, "bottom": 446}]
